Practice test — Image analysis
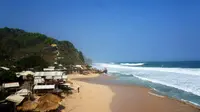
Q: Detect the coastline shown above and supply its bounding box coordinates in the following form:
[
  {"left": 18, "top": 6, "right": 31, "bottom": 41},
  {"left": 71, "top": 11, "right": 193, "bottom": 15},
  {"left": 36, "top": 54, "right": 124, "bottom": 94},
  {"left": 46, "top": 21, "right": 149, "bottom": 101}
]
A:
[{"left": 62, "top": 74, "right": 200, "bottom": 112}]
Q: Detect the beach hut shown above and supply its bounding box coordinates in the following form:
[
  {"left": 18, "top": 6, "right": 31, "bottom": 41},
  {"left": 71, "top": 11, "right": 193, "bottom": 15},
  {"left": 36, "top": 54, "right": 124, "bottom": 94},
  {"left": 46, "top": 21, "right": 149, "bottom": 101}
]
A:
[
  {"left": 34, "top": 71, "right": 65, "bottom": 77},
  {"left": 34, "top": 71, "right": 67, "bottom": 85},
  {"left": 34, "top": 77, "right": 45, "bottom": 85},
  {"left": 2, "top": 82, "right": 20, "bottom": 94},
  {"left": 16, "top": 71, "right": 35, "bottom": 80},
  {"left": 2, "top": 82, "right": 19, "bottom": 89},
  {"left": 43, "top": 66, "right": 55, "bottom": 71},
  {"left": 6, "top": 94, "right": 25, "bottom": 105},
  {"left": 16, "top": 71, "right": 34, "bottom": 76},
  {"left": 15, "top": 89, "right": 31, "bottom": 96},
  {"left": 75, "top": 65, "right": 83, "bottom": 69},
  {"left": 33, "top": 85, "right": 55, "bottom": 94},
  {"left": 0, "top": 67, "right": 10, "bottom": 71}
]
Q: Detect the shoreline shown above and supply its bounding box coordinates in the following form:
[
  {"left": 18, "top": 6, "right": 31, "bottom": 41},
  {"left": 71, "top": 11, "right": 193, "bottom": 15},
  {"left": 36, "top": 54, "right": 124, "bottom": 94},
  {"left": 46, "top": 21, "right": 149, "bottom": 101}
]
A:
[
  {"left": 80, "top": 74, "right": 200, "bottom": 110},
  {"left": 63, "top": 74, "right": 200, "bottom": 112}
]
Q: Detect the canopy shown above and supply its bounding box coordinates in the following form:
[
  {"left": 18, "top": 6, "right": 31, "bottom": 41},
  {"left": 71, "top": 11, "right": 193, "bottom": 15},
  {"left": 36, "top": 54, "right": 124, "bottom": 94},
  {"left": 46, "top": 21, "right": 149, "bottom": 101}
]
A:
[
  {"left": 15, "top": 89, "right": 31, "bottom": 96},
  {"left": 0, "top": 67, "right": 10, "bottom": 70},
  {"left": 6, "top": 95, "right": 24, "bottom": 105},
  {"left": 2, "top": 82, "right": 19, "bottom": 88},
  {"left": 34, "top": 78, "right": 45, "bottom": 84},
  {"left": 34, "top": 71, "right": 64, "bottom": 77},
  {"left": 75, "top": 65, "right": 83, "bottom": 69},
  {"left": 16, "top": 71, "right": 34, "bottom": 76},
  {"left": 34, "top": 85, "right": 55, "bottom": 90},
  {"left": 62, "top": 75, "right": 68, "bottom": 79}
]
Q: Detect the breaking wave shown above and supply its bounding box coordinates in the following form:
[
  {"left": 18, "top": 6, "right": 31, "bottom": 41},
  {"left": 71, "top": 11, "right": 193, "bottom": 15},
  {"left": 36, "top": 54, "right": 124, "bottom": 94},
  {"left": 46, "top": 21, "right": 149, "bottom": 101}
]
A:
[
  {"left": 120, "top": 63, "right": 144, "bottom": 66},
  {"left": 94, "top": 63, "right": 200, "bottom": 96}
]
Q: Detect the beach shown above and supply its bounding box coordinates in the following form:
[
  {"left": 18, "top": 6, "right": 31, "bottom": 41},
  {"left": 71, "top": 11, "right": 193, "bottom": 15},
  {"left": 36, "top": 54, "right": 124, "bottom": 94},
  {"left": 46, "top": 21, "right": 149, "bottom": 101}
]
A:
[
  {"left": 61, "top": 74, "right": 114, "bottom": 112},
  {"left": 62, "top": 74, "right": 200, "bottom": 112}
]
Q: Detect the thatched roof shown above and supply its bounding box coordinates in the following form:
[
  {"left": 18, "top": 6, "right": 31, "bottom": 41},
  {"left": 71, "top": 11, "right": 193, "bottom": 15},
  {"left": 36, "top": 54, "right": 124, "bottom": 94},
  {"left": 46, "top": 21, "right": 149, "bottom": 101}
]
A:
[
  {"left": 36, "top": 100, "right": 59, "bottom": 112},
  {"left": 38, "top": 93, "right": 61, "bottom": 103},
  {"left": 18, "top": 100, "right": 38, "bottom": 111}
]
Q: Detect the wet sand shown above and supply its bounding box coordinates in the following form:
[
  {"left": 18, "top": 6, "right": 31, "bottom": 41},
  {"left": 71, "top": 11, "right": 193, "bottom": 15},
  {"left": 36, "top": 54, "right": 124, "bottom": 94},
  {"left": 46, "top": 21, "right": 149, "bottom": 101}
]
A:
[
  {"left": 63, "top": 74, "right": 200, "bottom": 112},
  {"left": 111, "top": 84, "right": 200, "bottom": 112}
]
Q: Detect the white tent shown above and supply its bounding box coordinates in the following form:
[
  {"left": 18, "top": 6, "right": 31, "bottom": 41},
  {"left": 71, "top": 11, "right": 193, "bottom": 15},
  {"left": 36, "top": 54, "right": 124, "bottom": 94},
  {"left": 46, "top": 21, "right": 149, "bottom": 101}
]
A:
[
  {"left": 75, "top": 65, "right": 83, "bottom": 69},
  {"left": 16, "top": 71, "right": 34, "bottom": 76},
  {"left": 62, "top": 75, "right": 68, "bottom": 79},
  {"left": 2, "top": 82, "right": 19, "bottom": 88},
  {"left": 33, "top": 85, "right": 55, "bottom": 90},
  {"left": 34, "top": 78, "right": 45, "bottom": 84},
  {"left": 46, "top": 76, "right": 52, "bottom": 79},
  {"left": 6, "top": 95, "right": 25, "bottom": 105},
  {"left": 0, "top": 67, "right": 10, "bottom": 70},
  {"left": 15, "top": 89, "right": 31, "bottom": 96},
  {"left": 34, "top": 71, "right": 64, "bottom": 77},
  {"left": 43, "top": 66, "right": 55, "bottom": 71}
]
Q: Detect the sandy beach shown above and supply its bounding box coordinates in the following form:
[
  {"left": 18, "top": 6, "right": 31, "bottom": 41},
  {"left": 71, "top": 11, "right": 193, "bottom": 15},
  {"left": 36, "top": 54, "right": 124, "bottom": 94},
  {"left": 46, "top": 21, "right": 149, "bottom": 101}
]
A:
[
  {"left": 62, "top": 74, "right": 200, "bottom": 112},
  {"left": 61, "top": 74, "right": 114, "bottom": 112}
]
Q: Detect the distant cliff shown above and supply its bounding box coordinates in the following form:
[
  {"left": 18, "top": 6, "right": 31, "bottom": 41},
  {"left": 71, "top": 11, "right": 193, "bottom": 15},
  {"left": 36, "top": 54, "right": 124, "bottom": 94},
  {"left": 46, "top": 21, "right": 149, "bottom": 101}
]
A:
[{"left": 0, "top": 27, "right": 85, "bottom": 66}]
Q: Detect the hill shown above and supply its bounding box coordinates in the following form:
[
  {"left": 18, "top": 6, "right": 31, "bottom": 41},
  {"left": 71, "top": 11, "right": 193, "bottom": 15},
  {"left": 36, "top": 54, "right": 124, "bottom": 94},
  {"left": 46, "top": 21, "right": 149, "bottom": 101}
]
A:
[{"left": 0, "top": 27, "right": 85, "bottom": 66}]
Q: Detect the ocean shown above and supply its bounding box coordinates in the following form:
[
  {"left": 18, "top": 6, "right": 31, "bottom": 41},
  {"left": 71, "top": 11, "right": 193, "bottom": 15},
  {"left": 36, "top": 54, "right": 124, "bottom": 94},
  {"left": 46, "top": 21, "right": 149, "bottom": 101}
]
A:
[{"left": 93, "top": 61, "right": 200, "bottom": 106}]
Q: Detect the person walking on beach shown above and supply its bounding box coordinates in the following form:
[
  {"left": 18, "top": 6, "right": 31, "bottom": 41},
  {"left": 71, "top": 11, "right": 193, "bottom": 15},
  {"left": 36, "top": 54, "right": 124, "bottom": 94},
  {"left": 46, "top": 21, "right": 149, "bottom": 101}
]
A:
[{"left": 78, "top": 87, "right": 80, "bottom": 93}]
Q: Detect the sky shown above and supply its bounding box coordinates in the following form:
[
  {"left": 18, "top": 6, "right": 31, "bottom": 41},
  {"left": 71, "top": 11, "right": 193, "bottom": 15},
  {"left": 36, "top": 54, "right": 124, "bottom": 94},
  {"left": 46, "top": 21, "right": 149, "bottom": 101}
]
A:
[{"left": 0, "top": 0, "right": 200, "bottom": 62}]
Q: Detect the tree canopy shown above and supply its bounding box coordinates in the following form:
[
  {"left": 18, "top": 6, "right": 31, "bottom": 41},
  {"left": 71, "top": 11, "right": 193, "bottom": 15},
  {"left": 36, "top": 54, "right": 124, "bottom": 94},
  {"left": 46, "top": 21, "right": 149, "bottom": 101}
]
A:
[{"left": 0, "top": 27, "right": 86, "bottom": 66}]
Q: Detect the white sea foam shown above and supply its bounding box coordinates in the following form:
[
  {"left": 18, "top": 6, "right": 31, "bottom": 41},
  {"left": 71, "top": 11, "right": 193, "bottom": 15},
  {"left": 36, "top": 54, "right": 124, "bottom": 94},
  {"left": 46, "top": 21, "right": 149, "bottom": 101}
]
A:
[
  {"left": 120, "top": 63, "right": 144, "bottom": 66},
  {"left": 95, "top": 63, "right": 200, "bottom": 76},
  {"left": 148, "top": 92, "right": 165, "bottom": 98},
  {"left": 181, "top": 99, "right": 200, "bottom": 106},
  {"left": 94, "top": 63, "right": 200, "bottom": 96}
]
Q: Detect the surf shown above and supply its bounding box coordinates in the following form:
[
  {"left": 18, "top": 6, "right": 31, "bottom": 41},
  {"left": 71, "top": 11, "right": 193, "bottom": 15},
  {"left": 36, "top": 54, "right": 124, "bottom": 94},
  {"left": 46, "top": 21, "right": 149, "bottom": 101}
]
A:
[
  {"left": 120, "top": 62, "right": 145, "bottom": 66},
  {"left": 94, "top": 63, "right": 200, "bottom": 96}
]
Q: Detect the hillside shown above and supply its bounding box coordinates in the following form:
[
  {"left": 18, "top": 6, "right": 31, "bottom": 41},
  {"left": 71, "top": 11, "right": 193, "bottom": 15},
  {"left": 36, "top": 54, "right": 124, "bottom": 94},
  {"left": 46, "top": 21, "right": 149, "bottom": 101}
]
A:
[{"left": 0, "top": 27, "right": 85, "bottom": 66}]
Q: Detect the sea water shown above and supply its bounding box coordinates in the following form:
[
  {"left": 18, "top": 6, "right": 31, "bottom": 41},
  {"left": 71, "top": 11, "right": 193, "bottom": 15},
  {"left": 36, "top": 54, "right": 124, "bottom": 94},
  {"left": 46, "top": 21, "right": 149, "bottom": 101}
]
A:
[{"left": 93, "top": 61, "right": 200, "bottom": 106}]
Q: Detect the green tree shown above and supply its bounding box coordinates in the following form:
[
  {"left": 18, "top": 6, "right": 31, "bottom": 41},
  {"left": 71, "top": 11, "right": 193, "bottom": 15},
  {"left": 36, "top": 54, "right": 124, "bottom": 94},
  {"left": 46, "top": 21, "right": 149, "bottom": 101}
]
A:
[
  {"left": 0, "top": 70, "right": 17, "bottom": 84},
  {"left": 79, "top": 51, "right": 85, "bottom": 63},
  {"left": 0, "top": 27, "right": 86, "bottom": 65},
  {"left": 16, "top": 55, "right": 48, "bottom": 70}
]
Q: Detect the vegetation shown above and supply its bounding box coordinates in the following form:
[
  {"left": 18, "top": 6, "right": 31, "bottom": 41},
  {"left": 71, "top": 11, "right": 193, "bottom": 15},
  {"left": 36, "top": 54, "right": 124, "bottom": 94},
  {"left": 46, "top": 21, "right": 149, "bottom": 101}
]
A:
[
  {"left": 16, "top": 55, "right": 48, "bottom": 71},
  {"left": 0, "top": 70, "right": 18, "bottom": 84},
  {"left": 84, "top": 57, "right": 93, "bottom": 65},
  {"left": 0, "top": 27, "right": 86, "bottom": 66},
  {"left": 0, "top": 27, "right": 91, "bottom": 84}
]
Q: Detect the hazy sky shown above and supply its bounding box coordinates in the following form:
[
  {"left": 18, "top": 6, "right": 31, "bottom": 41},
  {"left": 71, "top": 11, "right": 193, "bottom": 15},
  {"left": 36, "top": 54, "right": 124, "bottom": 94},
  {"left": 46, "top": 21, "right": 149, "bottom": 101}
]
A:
[{"left": 0, "top": 0, "right": 200, "bottom": 62}]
